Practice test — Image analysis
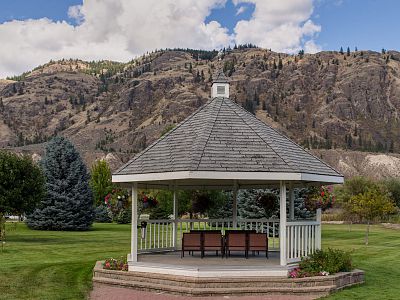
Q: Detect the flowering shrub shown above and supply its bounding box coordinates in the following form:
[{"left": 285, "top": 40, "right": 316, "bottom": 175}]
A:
[
  {"left": 104, "top": 188, "right": 129, "bottom": 216},
  {"left": 288, "top": 248, "right": 352, "bottom": 278},
  {"left": 289, "top": 267, "right": 331, "bottom": 278},
  {"left": 140, "top": 192, "right": 158, "bottom": 209},
  {"left": 304, "top": 186, "right": 335, "bottom": 212},
  {"left": 103, "top": 257, "right": 128, "bottom": 271}
]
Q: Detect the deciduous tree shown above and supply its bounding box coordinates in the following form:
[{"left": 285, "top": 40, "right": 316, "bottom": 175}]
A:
[{"left": 348, "top": 188, "right": 395, "bottom": 245}]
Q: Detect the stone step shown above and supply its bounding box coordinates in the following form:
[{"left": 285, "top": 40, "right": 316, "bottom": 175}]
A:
[
  {"left": 93, "top": 276, "right": 335, "bottom": 297},
  {"left": 94, "top": 269, "right": 335, "bottom": 289}
]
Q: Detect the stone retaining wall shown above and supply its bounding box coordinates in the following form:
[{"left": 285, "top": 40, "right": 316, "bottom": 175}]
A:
[{"left": 92, "top": 261, "right": 364, "bottom": 298}]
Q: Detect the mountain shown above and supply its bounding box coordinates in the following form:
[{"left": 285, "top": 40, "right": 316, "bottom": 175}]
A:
[{"left": 1, "top": 47, "right": 400, "bottom": 179}]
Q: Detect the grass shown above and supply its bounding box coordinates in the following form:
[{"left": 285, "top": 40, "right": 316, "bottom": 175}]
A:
[
  {"left": 0, "top": 223, "right": 130, "bottom": 300},
  {"left": 0, "top": 223, "right": 399, "bottom": 299},
  {"left": 321, "top": 224, "right": 400, "bottom": 300}
]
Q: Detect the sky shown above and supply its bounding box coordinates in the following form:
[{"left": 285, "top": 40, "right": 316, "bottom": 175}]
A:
[{"left": 0, "top": 0, "right": 399, "bottom": 78}]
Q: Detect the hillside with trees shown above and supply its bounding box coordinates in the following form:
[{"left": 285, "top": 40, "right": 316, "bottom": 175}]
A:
[{"left": 1, "top": 47, "right": 400, "bottom": 178}]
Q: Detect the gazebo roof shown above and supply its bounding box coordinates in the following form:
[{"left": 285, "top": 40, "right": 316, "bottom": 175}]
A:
[{"left": 113, "top": 97, "right": 343, "bottom": 188}]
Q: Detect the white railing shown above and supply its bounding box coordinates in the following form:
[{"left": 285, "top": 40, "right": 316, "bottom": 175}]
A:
[
  {"left": 138, "top": 219, "right": 174, "bottom": 253},
  {"left": 286, "top": 219, "right": 321, "bottom": 263},
  {"left": 138, "top": 218, "right": 280, "bottom": 253}
]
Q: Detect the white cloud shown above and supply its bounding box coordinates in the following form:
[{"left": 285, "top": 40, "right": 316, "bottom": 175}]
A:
[
  {"left": 233, "top": 0, "right": 321, "bottom": 53},
  {"left": 0, "top": 0, "right": 322, "bottom": 78},
  {"left": 304, "top": 39, "right": 322, "bottom": 53},
  {"left": 67, "top": 5, "right": 84, "bottom": 24},
  {"left": 236, "top": 6, "right": 247, "bottom": 16}
]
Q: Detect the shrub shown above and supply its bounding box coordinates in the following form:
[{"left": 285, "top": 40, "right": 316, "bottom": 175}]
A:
[
  {"left": 382, "top": 178, "right": 400, "bottom": 208},
  {"left": 298, "top": 248, "right": 352, "bottom": 277},
  {"left": 94, "top": 206, "right": 113, "bottom": 223},
  {"left": 114, "top": 208, "right": 131, "bottom": 224},
  {"left": 103, "top": 257, "right": 128, "bottom": 271}
]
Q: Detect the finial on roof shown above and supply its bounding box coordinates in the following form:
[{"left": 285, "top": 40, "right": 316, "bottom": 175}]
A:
[{"left": 211, "top": 70, "right": 229, "bottom": 98}]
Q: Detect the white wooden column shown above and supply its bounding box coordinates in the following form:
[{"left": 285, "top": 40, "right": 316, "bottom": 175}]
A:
[
  {"left": 279, "top": 181, "right": 287, "bottom": 266},
  {"left": 130, "top": 182, "right": 138, "bottom": 262},
  {"left": 289, "top": 183, "right": 295, "bottom": 221},
  {"left": 232, "top": 180, "right": 238, "bottom": 228},
  {"left": 172, "top": 187, "right": 178, "bottom": 249},
  {"left": 316, "top": 208, "right": 322, "bottom": 250}
]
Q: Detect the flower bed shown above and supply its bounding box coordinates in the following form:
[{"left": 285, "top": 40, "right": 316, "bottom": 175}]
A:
[
  {"left": 289, "top": 248, "right": 352, "bottom": 278},
  {"left": 103, "top": 257, "right": 128, "bottom": 271}
]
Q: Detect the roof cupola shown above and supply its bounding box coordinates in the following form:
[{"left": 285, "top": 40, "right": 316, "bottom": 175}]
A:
[{"left": 211, "top": 71, "right": 229, "bottom": 98}]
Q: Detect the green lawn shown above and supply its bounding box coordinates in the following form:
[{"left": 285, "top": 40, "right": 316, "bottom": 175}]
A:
[{"left": 0, "top": 223, "right": 399, "bottom": 300}]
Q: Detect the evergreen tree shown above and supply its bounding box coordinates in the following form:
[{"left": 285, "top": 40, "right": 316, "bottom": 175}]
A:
[
  {"left": 27, "top": 136, "right": 94, "bottom": 230},
  {"left": 339, "top": 47, "right": 344, "bottom": 54},
  {"left": 347, "top": 135, "right": 353, "bottom": 149},
  {"left": 347, "top": 47, "right": 351, "bottom": 56},
  {"left": 238, "top": 189, "right": 279, "bottom": 219},
  {"left": 262, "top": 101, "right": 267, "bottom": 111},
  {"left": 278, "top": 57, "right": 283, "bottom": 70},
  {"left": 238, "top": 189, "right": 269, "bottom": 219},
  {"left": 244, "top": 99, "right": 255, "bottom": 115},
  {"left": 254, "top": 91, "right": 260, "bottom": 105}
]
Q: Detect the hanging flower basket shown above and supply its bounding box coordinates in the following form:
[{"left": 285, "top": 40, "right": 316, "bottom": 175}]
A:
[
  {"left": 141, "top": 192, "right": 158, "bottom": 209},
  {"left": 104, "top": 189, "right": 129, "bottom": 217},
  {"left": 257, "top": 192, "right": 278, "bottom": 212},
  {"left": 304, "top": 186, "right": 335, "bottom": 211}
]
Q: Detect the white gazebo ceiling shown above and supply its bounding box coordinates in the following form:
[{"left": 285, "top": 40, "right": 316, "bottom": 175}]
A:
[{"left": 112, "top": 95, "right": 343, "bottom": 189}]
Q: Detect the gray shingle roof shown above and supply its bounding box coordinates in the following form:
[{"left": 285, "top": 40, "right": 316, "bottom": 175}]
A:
[
  {"left": 115, "top": 97, "right": 342, "bottom": 177},
  {"left": 213, "top": 71, "right": 229, "bottom": 83}
]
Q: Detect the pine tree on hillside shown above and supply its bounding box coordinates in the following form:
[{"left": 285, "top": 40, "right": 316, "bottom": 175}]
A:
[{"left": 27, "top": 136, "right": 94, "bottom": 230}]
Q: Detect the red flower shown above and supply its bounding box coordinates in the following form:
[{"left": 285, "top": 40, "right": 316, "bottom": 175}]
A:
[{"left": 321, "top": 191, "right": 325, "bottom": 197}]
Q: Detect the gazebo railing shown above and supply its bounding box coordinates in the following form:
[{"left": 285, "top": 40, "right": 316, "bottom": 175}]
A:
[
  {"left": 138, "top": 218, "right": 280, "bottom": 253},
  {"left": 138, "top": 219, "right": 174, "bottom": 252},
  {"left": 286, "top": 210, "right": 322, "bottom": 263}
]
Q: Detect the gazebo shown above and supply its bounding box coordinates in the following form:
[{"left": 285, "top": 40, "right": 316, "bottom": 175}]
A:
[{"left": 112, "top": 72, "right": 344, "bottom": 277}]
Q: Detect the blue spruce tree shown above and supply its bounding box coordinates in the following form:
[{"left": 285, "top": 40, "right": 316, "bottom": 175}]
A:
[
  {"left": 238, "top": 189, "right": 279, "bottom": 219},
  {"left": 27, "top": 136, "right": 94, "bottom": 230}
]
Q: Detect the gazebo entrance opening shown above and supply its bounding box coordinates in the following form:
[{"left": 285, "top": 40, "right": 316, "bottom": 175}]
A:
[{"left": 126, "top": 180, "right": 322, "bottom": 272}]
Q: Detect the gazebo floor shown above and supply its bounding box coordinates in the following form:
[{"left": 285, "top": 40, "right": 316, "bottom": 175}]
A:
[{"left": 131, "top": 250, "right": 288, "bottom": 277}]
